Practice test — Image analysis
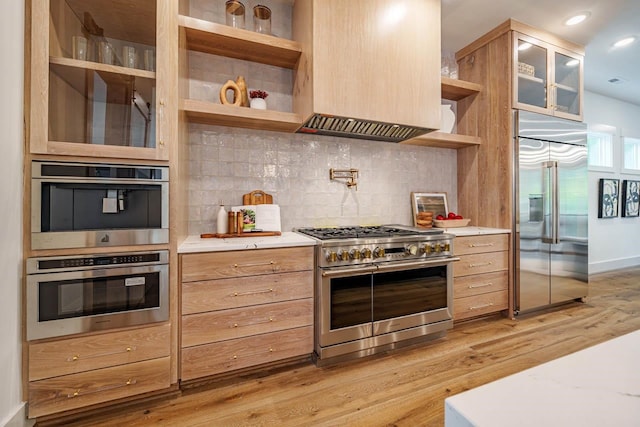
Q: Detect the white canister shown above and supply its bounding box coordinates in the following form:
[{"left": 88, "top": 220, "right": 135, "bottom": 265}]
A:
[
  {"left": 216, "top": 204, "right": 228, "bottom": 234},
  {"left": 440, "top": 104, "right": 456, "bottom": 133},
  {"left": 250, "top": 98, "right": 267, "bottom": 109}
]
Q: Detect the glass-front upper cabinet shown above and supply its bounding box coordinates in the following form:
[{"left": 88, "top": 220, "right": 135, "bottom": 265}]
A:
[
  {"left": 28, "top": 0, "right": 169, "bottom": 160},
  {"left": 513, "top": 33, "right": 583, "bottom": 121}
]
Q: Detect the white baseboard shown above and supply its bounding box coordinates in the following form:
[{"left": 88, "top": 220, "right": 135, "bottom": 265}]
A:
[
  {"left": 590, "top": 256, "right": 640, "bottom": 275},
  {"left": 1, "top": 403, "right": 34, "bottom": 427}
]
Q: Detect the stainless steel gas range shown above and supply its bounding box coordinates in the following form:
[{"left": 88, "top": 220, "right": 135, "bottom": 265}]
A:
[{"left": 295, "top": 225, "right": 458, "bottom": 364}]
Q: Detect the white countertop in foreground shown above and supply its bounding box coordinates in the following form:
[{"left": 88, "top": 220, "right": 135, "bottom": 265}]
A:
[
  {"left": 178, "top": 231, "right": 318, "bottom": 253},
  {"left": 440, "top": 226, "right": 511, "bottom": 236},
  {"left": 445, "top": 329, "right": 640, "bottom": 427}
]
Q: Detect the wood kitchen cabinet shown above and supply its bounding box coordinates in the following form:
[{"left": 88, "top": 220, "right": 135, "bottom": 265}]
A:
[
  {"left": 27, "top": 324, "right": 171, "bottom": 418},
  {"left": 26, "top": 0, "right": 175, "bottom": 160},
  {"left": 177, "top": 10, "right": 303, "bottom": 133},
  {"left": 453, "top": 234, "right": 510, "bottom": 321},
  {"left": 179, "top": 247, "right": 314, "bottom": 382}
]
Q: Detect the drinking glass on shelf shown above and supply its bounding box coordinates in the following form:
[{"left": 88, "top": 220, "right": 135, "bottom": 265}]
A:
[
  {"left": 98, "top": 41, "right": 114, "bottom": 64},
  {"left": 143, "top": 49, "right": 155, "bottom": 71},
  {"left": 72, "top": 36, "right": 87, "bottom": 60},
  {"left": 122, "top": 46, "right": 137, "bottom": 68},
  {"left": 225, "top": 0, "right": 245, "bottom": 29},
  {"left": 253, "top": 5, "right": 271, "bottom": 35}
]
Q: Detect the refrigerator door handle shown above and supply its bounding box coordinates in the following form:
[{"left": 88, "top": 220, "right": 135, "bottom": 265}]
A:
[
  {"left": 542, "top": 161, "right": 559, "bottom": 244},
  {"left": 550, "top": 160, "right": 560, "bottom": 244}
]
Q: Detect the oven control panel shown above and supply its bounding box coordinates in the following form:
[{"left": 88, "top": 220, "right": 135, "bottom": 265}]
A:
[{"left": 320, "top": 238, "right": 454, "bottom": 267}]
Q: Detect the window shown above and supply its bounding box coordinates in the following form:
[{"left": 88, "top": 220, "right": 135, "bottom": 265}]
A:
[
  {"left": 587, "top": 124, "right": 615, "bottom": 171},
  {"left": 623, "top": 136, "right": 640, "bottom": 173}
]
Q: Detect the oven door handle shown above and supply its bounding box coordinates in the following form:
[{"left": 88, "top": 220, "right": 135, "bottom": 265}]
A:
[
  {"left": 321, "top": 265, "right": 378, "bottom": 278},
  {"left": 372, "top": 257, "right": 460, "bottom": 274}
]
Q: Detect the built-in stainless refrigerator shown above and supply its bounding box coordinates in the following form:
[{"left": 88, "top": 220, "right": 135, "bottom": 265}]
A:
[{"left": 514, "top": 110, "right": 589, "bottom": 313}]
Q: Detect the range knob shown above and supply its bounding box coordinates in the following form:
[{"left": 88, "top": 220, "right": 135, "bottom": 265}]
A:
[
  {"left": 350, "top": 249, "right": 361, "bottom": 260},
  {"left": 339, "top": 250, "right": 350, "bottom": 261},
  {"left": 406, "top": 244, "right": 418, "bottom": 256},
  {"left": 444, "top": 242, "right": 451, "bottom": 252},
  {"left": 327, "top": 251, "right": 338, "bottom": 262},
  {"left": 373, "top": 247, "right": 385, "bottom": 258},
  {"left": 435, "top": 243, "right": 442, "bottom": 253},
  {"left": 424, "top": 244, "right": 434, "bottom": 254},
  {"left": 361, "top": 248, "right": 372, "bottom": 259}
]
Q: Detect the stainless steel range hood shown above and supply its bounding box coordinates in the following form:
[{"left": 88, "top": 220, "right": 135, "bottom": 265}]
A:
[
  {"left": 298, "top": 114, "right": 431, "bottom": 142},
  {"left": 293, "top": 0, "right": 441, "bottom": 143}
]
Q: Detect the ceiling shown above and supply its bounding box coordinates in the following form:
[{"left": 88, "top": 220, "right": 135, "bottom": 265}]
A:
[{"left": 441, "top": 0, "right": 640, "bottom": 107}]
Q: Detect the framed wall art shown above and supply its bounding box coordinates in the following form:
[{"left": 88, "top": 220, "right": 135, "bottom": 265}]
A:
[
  {"left": 597, "top": 178, "right": 619, "bottom": 218},
  {"left": 621, "top": 180, "right": 640, "bottom": 217},
  {"left": 411, "top": 192, "right": 448, "bottom": 226}
]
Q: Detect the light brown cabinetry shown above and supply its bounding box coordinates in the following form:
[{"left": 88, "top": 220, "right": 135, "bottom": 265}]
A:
[
  {"left": 26, "top": 0, "right": 173, "bottom": 160},
  {"left": 402, "top": 77, "right": 483, "bottom": 149},
  {"left": 453, "top": 234, "right": 510, "bottom": 320},
  {"left": 27, "top": 324, "right": 171, "bottom": 418},
  {"left": 180, "top": 247, "right": 314, "bottom": 381},
  {"left": 178, "top": 14, "right": 303, "bottom": 133},
  {"left": 455, "top": 19, "right": 584, "bottom": 230}
]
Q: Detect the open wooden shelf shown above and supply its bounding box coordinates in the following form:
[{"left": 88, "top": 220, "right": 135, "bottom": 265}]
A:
[
  {"left": 400, "top": 131, "right": 482, "bottom": 149},
  {"left": 441, "top": 77, "right": 482, "bottom": 101},
  {"left": 181, "top": 99, "right": 302, "bottom": 133},
  {"left": 179, "top": 15, "right": 302, "bottom": 69}
]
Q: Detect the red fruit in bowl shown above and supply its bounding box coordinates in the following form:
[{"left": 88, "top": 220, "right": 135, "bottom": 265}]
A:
[
  {"left": 448, "top": 212, "right": 456, "bottom": 219},
  {"left": 454, "top": 215, "right": 463, "bottom": 219},
  {"left": 436, "top": 214, "right": 445, "bottom": 220}
]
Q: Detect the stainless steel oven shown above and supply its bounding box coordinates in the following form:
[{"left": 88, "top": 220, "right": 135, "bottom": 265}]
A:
[
  {"left": 296, "top": 226, "right": 457, "bottom": 364},
  {"left": 31, "top": 161, "right": 169, "bottom": 250},
  {"left": 26, "top": 250, "right": 169, "bottom": 341}
]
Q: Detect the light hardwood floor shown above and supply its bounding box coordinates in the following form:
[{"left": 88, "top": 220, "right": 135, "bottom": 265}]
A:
[{"left": 41, "top": 266, "right": 640, "bottom": 427}]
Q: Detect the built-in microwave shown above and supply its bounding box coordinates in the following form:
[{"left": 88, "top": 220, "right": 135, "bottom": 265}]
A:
[
  {"left": 31, "top": 161, "right": 169, "bottom": 250},
  {"left": 26, "top": 251, "right": 169, "bottom": 341}
]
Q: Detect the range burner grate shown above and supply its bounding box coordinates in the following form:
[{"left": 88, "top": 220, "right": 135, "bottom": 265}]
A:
[{"left": 296, "top": 225, "right": 440, "bottom": 240}]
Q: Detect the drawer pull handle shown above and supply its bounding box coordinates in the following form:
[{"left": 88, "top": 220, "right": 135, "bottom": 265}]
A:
[
  {"left": 468, "top": 262, "right": 493, "bottom": 268},
  {"left": 232, "top": 316, "right": 275, "bottom": 329},
  {"left": 66, "top": 346, "right": 137, "bottom": 362},
  {"left": 233, "top": 261, "right": 275, "bottom": 268},
  {"left": 468, "top": 282, "right": 493, "bottom": 289},
  {"left": 233, "top": 288, "right": 274, "bottom": 297},
  {"left": 469, "top": 243, "right": 494, "bottom": 248},
  {"left": 66, "top": 379, "right": 137, "bottom": 398},
  {"left": 469, "top": 302, "right": 494, "bottom": 311}
]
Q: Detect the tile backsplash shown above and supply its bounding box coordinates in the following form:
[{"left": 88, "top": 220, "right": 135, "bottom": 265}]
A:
[{"left": 187, "top": 125, "right": 457, "bottom": 235}]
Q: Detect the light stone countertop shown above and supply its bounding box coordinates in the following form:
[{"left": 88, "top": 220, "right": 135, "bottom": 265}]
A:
[
  {"left": 438, "top": 226, "right": 511, "bottom": 236},
  {"left": 177, "top": 231, "right": 318, "bottom": 253},
  {"left": 444, "top": 329, "right": 640, "bottom": 427}
]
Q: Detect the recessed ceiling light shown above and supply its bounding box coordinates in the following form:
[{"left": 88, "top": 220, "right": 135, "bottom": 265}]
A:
[
  {"left": 564, "top": 12, "right": 591, "bottom": 26},
  {"left": 613, "top": 36, "right": 636, "bottom": 48},
  {"left": 518, "top": 42, "right": 532, "bottom": 51}
]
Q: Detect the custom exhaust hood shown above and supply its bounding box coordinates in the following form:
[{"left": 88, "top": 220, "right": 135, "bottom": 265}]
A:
[{"left": 292, "top": 0, "right": 442, "bottom": 142}]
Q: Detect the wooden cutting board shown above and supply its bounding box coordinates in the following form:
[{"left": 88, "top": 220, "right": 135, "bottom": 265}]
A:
[{"left": 242, "top": 190, "right": 273, "bottom": 205}]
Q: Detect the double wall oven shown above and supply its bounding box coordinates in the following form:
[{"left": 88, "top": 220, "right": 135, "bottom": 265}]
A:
[{"left": 296, "top": 226, "right": 457, "bottom": 364}]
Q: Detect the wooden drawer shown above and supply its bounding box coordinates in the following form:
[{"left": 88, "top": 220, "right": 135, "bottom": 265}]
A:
[
  {"left": 182, "top": 271, "right": 313, "bottom": 315},
  {"left": 181, "top": 246, "right": 314, "bottom": 282},
  {"left": 29, "top": 324, "right": 171, "bottom": 381},
  {"left": 181, "top": 326, "right": 313, "bottom": 381},
  {"left": 28, "top": 357, "right": 170, "bottom": 418},
  {"left": 454, "top": 251, "right": 508, "bottom": 277},
  {"left": 454, "top": 234, "right": 509, "bottom": 256},
  {"left": 182, "top": 299, "right": 313, "bottom": 348},
  {"left": 454, "top": 291, "right": 509, "bottom": 320},
  {"left": 454, "top": 271, "right": 509, "bottom": 299}
]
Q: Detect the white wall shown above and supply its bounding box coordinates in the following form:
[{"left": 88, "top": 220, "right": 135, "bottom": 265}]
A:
[
  {"left": 0, "top": 2, "right": 24, "bottom": 426},
  {"left": 585, "top": 91, "right": 640, "bottom": 273}
]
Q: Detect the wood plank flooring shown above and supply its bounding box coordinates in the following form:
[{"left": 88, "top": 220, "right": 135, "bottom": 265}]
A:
[{"left": 42, "top": 266, "right": 640, "bottom": 427}]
